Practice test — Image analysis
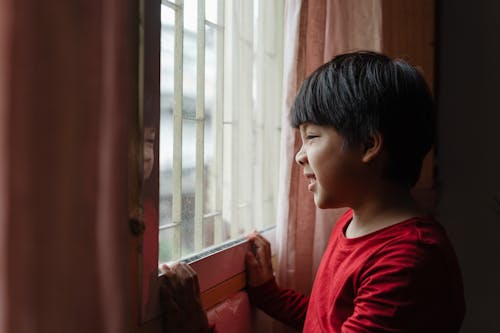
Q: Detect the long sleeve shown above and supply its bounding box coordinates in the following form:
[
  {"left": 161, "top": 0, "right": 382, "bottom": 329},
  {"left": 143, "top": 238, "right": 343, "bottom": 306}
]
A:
[{"left": 247, "top": 278, "right": 309, "bottom": 331}]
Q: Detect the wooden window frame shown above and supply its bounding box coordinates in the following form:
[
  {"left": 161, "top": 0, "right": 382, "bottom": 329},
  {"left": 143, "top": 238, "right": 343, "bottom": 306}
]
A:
[{"left": 131, "top": 0, "right": 282, "bottom": 331}]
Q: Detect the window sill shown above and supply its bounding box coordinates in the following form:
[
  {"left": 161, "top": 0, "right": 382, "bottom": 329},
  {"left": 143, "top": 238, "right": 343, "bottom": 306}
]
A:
[{"left": 177, "top": 226, "right": 277, "bottom": 309}]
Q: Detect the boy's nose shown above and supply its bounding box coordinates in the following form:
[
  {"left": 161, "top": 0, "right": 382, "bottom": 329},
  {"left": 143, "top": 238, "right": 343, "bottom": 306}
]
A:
[{"left": 295, "top": 146, "right": 306, "bottom": 166}]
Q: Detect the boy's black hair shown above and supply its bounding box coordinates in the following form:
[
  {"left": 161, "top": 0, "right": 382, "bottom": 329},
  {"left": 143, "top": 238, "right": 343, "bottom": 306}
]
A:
[
  {"left": 144, "top": 108, "right": 159, "bottom": 128},
  {"left": 290, "top": 51, "right": 434, "bottom": 187}
]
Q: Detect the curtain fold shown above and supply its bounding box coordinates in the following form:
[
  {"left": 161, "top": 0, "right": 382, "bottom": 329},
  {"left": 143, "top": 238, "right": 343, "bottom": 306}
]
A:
[
  {"left": 275, "top": 0, "right": 382, "bottom": 331},
  {"left": 0, "top": 1, "right": 136, "bottom": 332}
]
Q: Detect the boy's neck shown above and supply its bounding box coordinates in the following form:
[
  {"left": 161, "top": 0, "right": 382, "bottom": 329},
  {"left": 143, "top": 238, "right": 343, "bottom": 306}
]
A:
[{"left": 346, "top": 182, "right": 424, "bottom": 239}]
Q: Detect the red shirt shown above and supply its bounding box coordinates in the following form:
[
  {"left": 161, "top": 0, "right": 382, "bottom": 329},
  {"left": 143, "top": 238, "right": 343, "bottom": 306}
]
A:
[{"left": 248, "top": 210, "right": 465, "bottom": 332}]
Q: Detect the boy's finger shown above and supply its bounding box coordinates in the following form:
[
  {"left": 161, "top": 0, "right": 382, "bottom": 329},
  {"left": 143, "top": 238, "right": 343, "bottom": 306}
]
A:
[
  {"left": 252, "top": 239, "right": 271, "bottom": 260},
  {"left": 253, "top": 234, "right": 270, "bottom": 248},
  {"left": 179, "top": 262, "right": 201, "bottom": 296},
  {"left": 182, "top": 262, "right": 196, "bottom": 276},
  {"left": 247, "top": 230, "right": 258, "bottom": 236},
  {"left": 160, "top": 263, "right": 171, "bottom": 274},
  {"left": 245, "top": 251, "right": 259, "bottom": 269},
  {"left": 159, "top": 275, "right": 176, "bottom": 298}
]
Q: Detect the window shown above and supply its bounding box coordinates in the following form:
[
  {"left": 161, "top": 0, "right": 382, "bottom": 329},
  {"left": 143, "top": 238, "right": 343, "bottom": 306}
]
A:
[{"left": 159, "top": 0, "right": 284, "bottom": 263}]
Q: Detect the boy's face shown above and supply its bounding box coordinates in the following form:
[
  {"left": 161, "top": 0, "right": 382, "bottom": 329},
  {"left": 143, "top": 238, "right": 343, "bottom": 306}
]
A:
[
  {"left": 295, "top": 123, "right": 364, "bottom": 209},
  {"left": 144, "top": 127, "right": 155, "bottom": 181}
]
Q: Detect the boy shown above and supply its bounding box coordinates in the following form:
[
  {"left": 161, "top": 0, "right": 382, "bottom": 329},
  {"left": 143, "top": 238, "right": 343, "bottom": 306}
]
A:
[
  {"left": 160, "top": 51, "right": 465, "bottom": 332},
  {"left": 245, "top": 51, "right": 465, "bottom": 332}
]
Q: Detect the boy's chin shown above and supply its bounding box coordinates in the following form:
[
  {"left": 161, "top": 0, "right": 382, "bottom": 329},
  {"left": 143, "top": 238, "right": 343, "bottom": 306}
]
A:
[{"left": 314, "top": 195, "right": 344, "bottom": 210}]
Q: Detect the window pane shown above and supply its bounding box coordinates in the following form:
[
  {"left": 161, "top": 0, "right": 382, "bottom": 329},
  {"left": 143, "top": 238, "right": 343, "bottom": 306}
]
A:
[
  {"left": 159, "top": 3, "right": 175, "bottom": 262},
  {"left": 159, "top": 0, "right": 284, "bottom": 263},
  {"left": 203, "top": 23, "right": 219, "bottom": 248},
  {"left": 205, "top": 0, "right": 218, "bottom": 24}
]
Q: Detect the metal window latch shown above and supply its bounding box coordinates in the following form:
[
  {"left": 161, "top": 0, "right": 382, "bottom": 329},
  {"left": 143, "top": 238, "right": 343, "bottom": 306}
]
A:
[{"left": 129, "top": 218, "right": 145, "bottom": 236}]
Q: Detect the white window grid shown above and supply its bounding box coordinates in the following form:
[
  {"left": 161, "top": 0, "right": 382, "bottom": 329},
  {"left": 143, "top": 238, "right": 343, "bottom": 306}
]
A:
[{"left": 159, "top": 0, "right": 283, "bottom": 262}]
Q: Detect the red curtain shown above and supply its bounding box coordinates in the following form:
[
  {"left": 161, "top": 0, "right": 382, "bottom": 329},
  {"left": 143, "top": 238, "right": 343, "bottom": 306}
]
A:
[{"left": 0, "top": 1, "right": 137, "bottom": 332}]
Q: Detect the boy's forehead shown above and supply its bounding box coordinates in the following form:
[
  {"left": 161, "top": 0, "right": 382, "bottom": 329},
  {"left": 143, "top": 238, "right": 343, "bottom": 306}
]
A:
[
  {"left": 297, "top": 123, "right": 342, "bottom": 138},
  {"left": 298, "top": 123, "right": 311, "bottom": 131},
  {"left": 298, "top": 123, "right": 324, "bottom": 131}
]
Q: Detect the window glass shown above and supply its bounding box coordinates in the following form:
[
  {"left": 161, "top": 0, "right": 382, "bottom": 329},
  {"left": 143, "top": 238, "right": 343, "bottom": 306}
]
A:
[{"left": 159, "top": 0, "right": 284, "bottom": 263}]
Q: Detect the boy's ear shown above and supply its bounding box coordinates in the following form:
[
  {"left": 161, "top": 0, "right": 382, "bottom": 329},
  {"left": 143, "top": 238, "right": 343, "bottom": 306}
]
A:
[{"left": 361, "top": 132, "right": 383, "bottom": 163}]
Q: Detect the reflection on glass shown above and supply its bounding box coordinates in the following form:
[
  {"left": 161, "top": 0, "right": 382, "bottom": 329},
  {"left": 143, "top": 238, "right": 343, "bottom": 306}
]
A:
[{"left": 142, "top": 107, "right": 160, "bottom": 320}]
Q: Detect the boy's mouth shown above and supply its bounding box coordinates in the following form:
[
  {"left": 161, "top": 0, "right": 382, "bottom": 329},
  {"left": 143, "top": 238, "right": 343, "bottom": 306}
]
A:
[{"left": 304, "top": 173, "right": 316, "bottom": 191}]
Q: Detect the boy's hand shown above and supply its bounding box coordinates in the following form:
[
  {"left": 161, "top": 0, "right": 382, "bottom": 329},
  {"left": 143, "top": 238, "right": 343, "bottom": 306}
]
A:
[
  {"left": 159, "top": 262, "right": 210, "bottom": 333},
  {"left": 245, "top": 232, "right": 274, "bottom": 287}
]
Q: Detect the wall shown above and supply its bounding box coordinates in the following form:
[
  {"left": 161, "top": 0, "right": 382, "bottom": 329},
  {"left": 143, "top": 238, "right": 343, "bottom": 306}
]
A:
[{"left": 437, "top": 1, "right": 500, "bottom": 332}]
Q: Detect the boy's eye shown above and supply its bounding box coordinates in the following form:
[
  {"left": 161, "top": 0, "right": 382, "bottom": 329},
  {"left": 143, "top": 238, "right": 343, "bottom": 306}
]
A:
[{"left": 305, "top": 135, "right": 318, "bottom": 140}]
